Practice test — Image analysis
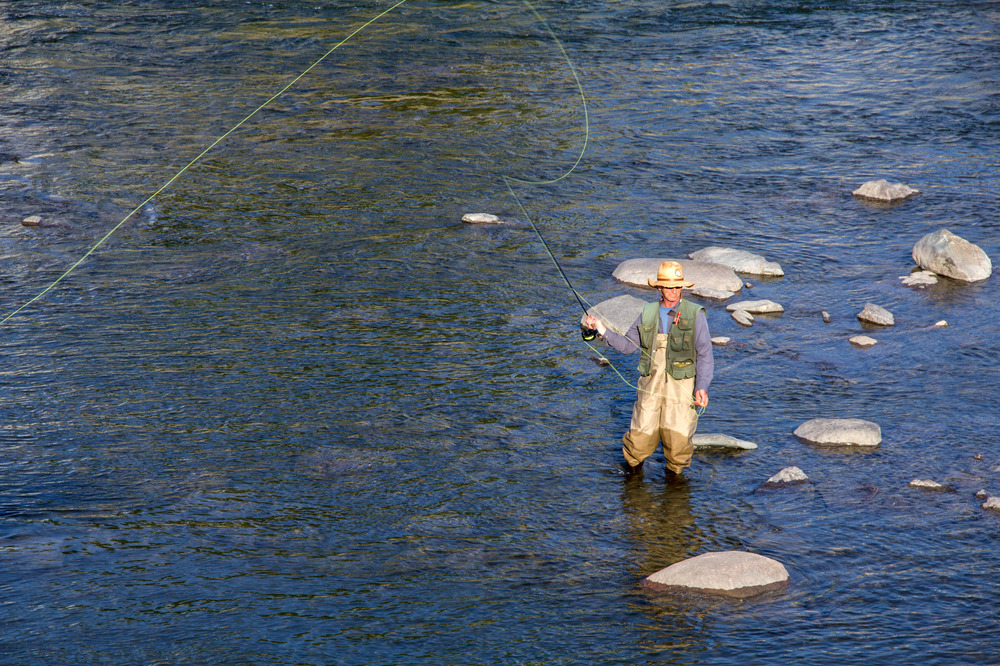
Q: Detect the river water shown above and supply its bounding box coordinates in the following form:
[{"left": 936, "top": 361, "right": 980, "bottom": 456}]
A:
[{"left": 1, "top": 0, "right": 998, "bottom": 663}]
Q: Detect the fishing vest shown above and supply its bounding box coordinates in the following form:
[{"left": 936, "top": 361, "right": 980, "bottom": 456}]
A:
[{"left": 636, "top": 298, "right": 703, "bottom": 380}]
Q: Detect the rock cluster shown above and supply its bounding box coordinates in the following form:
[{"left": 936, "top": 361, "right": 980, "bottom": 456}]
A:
[{"left": 643, "top": 551, "right": 789, "bottom": 598}]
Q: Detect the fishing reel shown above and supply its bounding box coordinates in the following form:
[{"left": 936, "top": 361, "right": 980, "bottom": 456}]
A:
[{"left": 581, "top": 327, "right": 599, "bottom": 341}]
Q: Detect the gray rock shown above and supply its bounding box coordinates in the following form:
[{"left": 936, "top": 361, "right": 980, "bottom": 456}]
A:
[
  {"left": 852, "top": 179, "right": 919, "bottom": 203},
  {"left": 581, "top": 294, "right": 646, "bottom": 336},
  {"left": 794, "top": 418, "right": 882, "bottom": 447},
  {"left": 857, "top": 303, "right": 895, "bottom": 326},
  {"left": 642, "top": 551, "right": 789, "bottom": 598},
  {"left": 692, "top": 433, "right": 758, "bottom": 450},
  {"left": 975, "top": 489, "right": 991, "bottom": 500},
  {"left": 612, "top": 258, "right": 743, "bottom": 295},
  {"left": 688, "top": 246, "right": 784, "bottom": 277},
  {"left": 912, "top": 228, "right": 992, "bottom": 283},
  {"left": 821, "top": 311, "right": 832, "bottom": 323},
  {"left": 982, "top": 497, "right": 1000, "bottom": 512},
  {"left": 849, "top": 335, "right": 878, "bottom": 348},
  {"left": 711, "top": 336, "right": 732, "bottom": 347},
  {"left": 731, "top": 309, "right": 755, "bottom": 327},
  {"left": 691, "top": 287, "right": 737, "bottom": 301},
  {"left": 725, "top": 299, "right": 784, "bottom": 314},
  {"left": 909, "top": 479, "right": 950, "bottom": 491},
  {"left": 899, "top": 270, "right": 938, "bottom": 287},
  {"left": 21, "top": 215, "right": 42, "bottom": 227},
  {"left": 762, "top": 466, "right": 808, "bottom": 488},
  {"left": 461, "top": 212, "right": 503, "bottom": 224},
  {"left": 933, "top": 320, "right": 947, "bottom": 328}
]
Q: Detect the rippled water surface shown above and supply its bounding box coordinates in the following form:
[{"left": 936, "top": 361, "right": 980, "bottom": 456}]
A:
[{"left": 1, "top": 1, "right": 999, "bottom": 663}]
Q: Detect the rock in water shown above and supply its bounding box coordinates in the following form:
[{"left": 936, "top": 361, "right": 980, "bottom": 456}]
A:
[
  {"left": 911, "top": 228, "right": 992, "bottom": 282},
  {"left": 731, "top": 309, "right": 755, "bottom": 327},
  {"left": 612, "top": 258, "right": 743, "bottom": 295},
  {"left": 849, "top": 335, "right": 878, "bottom": 348},
  {"left": 688, "top": 247, "right": 784, "bottom": 277},
  {"left": 909, "top": 479, "right": 950, "bottom": 491},
  {"left": 726, "top": 299, "right": 784, "bottom": 314},
  {"left": 857, "top": 303, "right": 895, "bottom": 326},
  {"left": 692, "top": 433, "right": 758, "bottom": 450},
  {"left": 762, "top": 466, "right": 809, "bottom": 488},
  {"left": 899, "top": 270, "right": 938, "bottom": 287},
  {"left": 982, "top": 497, "right": 1000, "bottom": 512},
  {"left": 581, "top": 295, "right": 646, "bottom": 336},
  {"left": 461, "top": 212, "right": 503, "bottom": 225},
  {"left": 852, "top": 179, "right": 919, "bottom": 203},
  {"left": 643, "top": 551, "right": 789, "bottom": 598},
  {"left": 794, "top": 418, "right": 882, "bottom": 447}
]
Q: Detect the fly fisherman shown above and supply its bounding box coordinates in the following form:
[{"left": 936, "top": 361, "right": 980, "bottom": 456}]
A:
[{"left": 584, "top": 261, "right": 713, "bottom": 480}]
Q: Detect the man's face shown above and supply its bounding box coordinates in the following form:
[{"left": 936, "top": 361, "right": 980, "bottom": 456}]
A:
[{"left": 659, "top": 286, "right": 682, "bottom": 306}]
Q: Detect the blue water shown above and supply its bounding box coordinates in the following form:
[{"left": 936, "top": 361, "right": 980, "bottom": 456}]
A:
[{"left": 1, "top": 1, "right": 999, "bottom": 663}]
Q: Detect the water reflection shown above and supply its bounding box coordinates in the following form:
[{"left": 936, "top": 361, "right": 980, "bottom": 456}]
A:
[{"left": 621, "top": 471, "right": 702, "bottom": 579}]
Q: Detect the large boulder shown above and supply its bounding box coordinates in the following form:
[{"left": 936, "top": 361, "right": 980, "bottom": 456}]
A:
[
  {"left": 793, "top": 418, "right": 882, "bottom": 447},
  {"left": 581, "top": 295, "right": 646, "bottom": 335},
  {"left": 642, "top": 551, "right": 789, "bottom": 598},
  {"left": 912, "top": 229, "right": 992, "bottom": 282},
  {"left": 689, "top": 247, "right": 784, "bottom": 277},
  {"left": 612, "top": 258, "right": 743, "bottom": 297},
  {"left": 852, "top": 179, "right": 919, "bottom": 203}
]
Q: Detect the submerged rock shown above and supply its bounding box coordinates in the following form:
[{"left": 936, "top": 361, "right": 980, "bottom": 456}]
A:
[
  {"left": 899, "top": 270, "right": 938, "bottom": 288},
  {"left": 794, "top": 418, "right": 882, "bottom": 447},
  {"left": 762, "top": 466, "right": 808, "bottom": 488},
  {"left": 849, "top": 335, "right": 878, "bottom": 348},
  {"left": 461, "top": 212, "right": 504, "bottom": 225},
  {"left": 642, "top": 551, "right": 789, "bottom": 598},
  {"left": 692, "top": 433, "right": 757, "bottom": 450},
  {"left": 857, "top": 303, "right": 895, "bottom": 326},
  {"left": 852, "top": 179, "right": 919, "bottom": 203},
  {"left": 688, "top": 246, "right": 784, "bottom": 277},
  {"left": 731, "top": 310, "right": 755, "bottom": 327},
  {"left": 612, "top": 258, "right": 743, "bottom": 296},
  {"left": 726, "top": 299, "right": 784, "bottom": 315},
  {"left": 982, "top": 497, "right": 1000, "bottom": 512},
  {"left": 909, "top": 479, "right": 951, "bottom": 491},
  {"left": 912, "top": 228, "right": 992, "bottom": 283}
]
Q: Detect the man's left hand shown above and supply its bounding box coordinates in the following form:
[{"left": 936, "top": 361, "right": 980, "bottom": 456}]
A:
[{"left": 694, "top": 389, "right": 709, "bottom": 408}]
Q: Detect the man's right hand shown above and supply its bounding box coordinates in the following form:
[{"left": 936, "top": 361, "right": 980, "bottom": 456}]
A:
[{"left": 584, "top": 315, "right": 606, "bottom": 337}]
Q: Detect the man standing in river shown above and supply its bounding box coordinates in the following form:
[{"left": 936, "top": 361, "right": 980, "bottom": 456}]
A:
[{"left": 585, "top": 261, "right": 713, "bottom": 480}]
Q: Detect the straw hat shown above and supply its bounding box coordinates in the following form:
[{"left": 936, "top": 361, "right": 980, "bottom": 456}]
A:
[{"left": 648, "top": 260, "right": 694, "bottom": 288}]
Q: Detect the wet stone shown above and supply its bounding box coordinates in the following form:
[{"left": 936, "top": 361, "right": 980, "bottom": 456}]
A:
[
  {"left": 982, "top": 497, "right": 1000, "bottom": 512},
  {"left": 725, "top": 299, "right": 783, "bottom": 314},
  {"left": 21, "top": 215, "right": 42, "bottom": 227},
  {"left": 612, "top": 258, "right": 743, "bottom": 296},
  {"left": 857, "top": 303, "right": 895, "bottom": 326},
  {"left": 794, "top": 418, "right": 882, "bottom": 447},
  {"left": 692, "top": 433, "right": 757, "bottom": 450},
  {"left": 909, "top": 479, "right": 951, "bottom": 491},
  {"left": 711, "top": 336, "right": 731, "bottom": 347},
  {"left": 822, "top": 311, "right": 832, "bottom": 323},
  {"left": 461, "top": 212, "right": 503, "bottom": 224},
  {"left": 731, "top": 309, "right": 754, "bottom": 327},
  {"left": 849, "top": 335, "right": 878, "bottom": 348},
  {"left": 900, "top": 270, "right": 938, "bottom": 288},
  {"left": 762, "top": 466, "right": 808, "bottom": 488},
  {"left": 688, "top": 246, "right": 784, "bottom": 277},
  {"left": 642, "top": 551, "right": 789, "bottom": 598},
  {"left": 852, "top": 178, "right": 919, "bottom": 203},
  {"left": 912, "top": 228, "right": 992, "bottom": 283}
]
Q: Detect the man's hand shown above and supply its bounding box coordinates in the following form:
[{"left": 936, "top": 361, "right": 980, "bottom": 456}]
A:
[
  {"left": 694, "top": 389, "right": 709, "bottom": 408},
  {"left": 584, "top": 315, "right": 606, "bottom": 337}
]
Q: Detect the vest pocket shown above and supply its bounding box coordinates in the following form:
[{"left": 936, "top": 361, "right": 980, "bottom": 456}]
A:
[{"left": 669, "top": 331, "right": 693, "bottom": 351}]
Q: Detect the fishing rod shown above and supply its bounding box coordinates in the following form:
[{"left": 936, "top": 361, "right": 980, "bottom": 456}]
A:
[{"left": 502, "top": 179, "right": 598, "bottom": 341}]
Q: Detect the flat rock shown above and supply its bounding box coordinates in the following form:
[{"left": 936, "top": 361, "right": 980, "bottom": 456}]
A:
[
  {"left": 461, "top": 212, "right": 504, "bottom": 225},
  {"left": 725, "top": 299, "right": 784, "bottom": 314},
  {"left": 642, "top": 551, "right": 789, "bottom": 598},
  {"left": 691, "top": 287, "right": 737, "bottom": 301},
  {"left": 857, "top": 303, "right": 894, "bottom": 326},
  {"left": 711, "top": 336, "right": 731, "bottom": 347},
  {"left": 762, "top": 466, "right": 808, "bottom": 488},
  {"left": 982, "top": 497, "right": 1000, "bottom": 512},
  {"left": 21, "top": 215, "right": 42, "bottom": 227},
  {"left": 909, "top": 479, "right": 951, "bottom": 491},
  {"left": 731, "top": 310, "right": 754, "bottom": 327},
  {"left": 612, "top": 258, "right": 743, "bottom": 296},
  {"left": 852, "top": 179, "right": 919, "bottom": 203},
  {"left": 688, "top": 246, "right": 784, "bottom": 277},
  {"left": 692, "top": 433, "right": 757, "bottom": 450},
  {"left": 912, "top": 228, "right": 992, "bottom": 282},
  {"left": 899, "top": 270, "right": 938, "bottom": 287},
  {"left": 794, "top": 418, "right": 882, "bottom": 447},
  {"left": 581, "top": 294, "right": 646, "bottom": 336},
  {"left": 849, "top": 335, "right": 878, "bottom": 348}
]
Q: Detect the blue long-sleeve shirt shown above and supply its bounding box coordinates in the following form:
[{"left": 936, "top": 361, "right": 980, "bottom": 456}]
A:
[{"left": 601, "top": 302, "right": 714, "bottom": 394}]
